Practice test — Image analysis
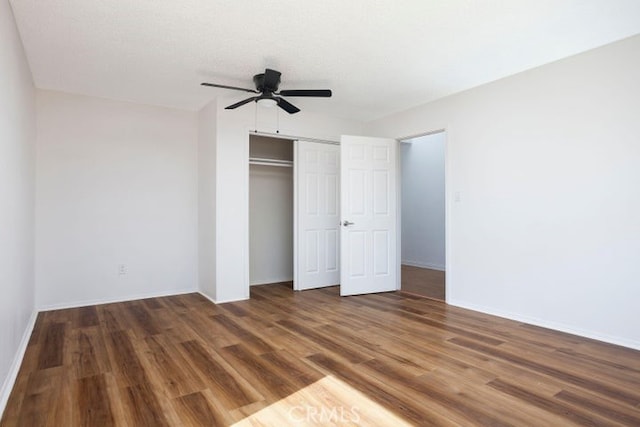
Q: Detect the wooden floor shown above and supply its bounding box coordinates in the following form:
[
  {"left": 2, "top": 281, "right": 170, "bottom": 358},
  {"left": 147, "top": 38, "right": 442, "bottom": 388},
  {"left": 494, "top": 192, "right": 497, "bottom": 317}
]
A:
[
  {"left": 401, "top": 265, "right": 446, "bottom": 301},
  {"left": 2, "top": 284, "right": 640, "bottom": 426}
]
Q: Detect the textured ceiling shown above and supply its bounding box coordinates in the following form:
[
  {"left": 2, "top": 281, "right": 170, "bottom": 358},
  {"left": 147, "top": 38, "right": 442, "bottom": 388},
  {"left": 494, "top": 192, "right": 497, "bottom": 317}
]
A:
[{"left": 9, "top": 0, "right": 640, "bottom": 121}]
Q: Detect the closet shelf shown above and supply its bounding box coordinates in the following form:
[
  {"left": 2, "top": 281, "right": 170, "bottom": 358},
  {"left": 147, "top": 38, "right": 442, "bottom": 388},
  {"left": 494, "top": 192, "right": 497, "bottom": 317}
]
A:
[{"left": 249, "top": 157, "right": 293, "bottom": 168}]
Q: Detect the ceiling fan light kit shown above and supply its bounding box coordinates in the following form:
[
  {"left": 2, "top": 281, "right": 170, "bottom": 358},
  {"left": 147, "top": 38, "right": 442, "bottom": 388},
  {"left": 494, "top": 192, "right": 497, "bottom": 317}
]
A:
[
  {"left": 201, "top": 68, "right": 332, "bottom": 114},
  {"left": 257, "top": 98, "right": 278, "bottom": 107}
]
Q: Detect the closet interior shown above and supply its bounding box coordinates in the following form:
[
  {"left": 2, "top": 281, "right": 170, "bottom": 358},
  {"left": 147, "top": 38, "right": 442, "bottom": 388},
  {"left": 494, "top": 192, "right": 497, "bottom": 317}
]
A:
[{"left": 249, "top": 135, "right": 294, "bottom": 287}]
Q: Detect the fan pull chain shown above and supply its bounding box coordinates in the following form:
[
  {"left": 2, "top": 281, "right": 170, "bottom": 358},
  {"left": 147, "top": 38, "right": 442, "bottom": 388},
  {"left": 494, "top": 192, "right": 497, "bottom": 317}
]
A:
[
  {"left": 254, "top": 102, "right": 258, "bottom": 133},
  {"left": 276, "top": 105, "right": 280, "bottom": 133}
]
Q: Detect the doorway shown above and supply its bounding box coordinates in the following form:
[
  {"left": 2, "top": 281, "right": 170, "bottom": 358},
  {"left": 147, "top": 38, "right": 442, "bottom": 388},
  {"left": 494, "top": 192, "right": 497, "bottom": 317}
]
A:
[{"left": 400, "top": 131, "right": 446, "bottom": 300}]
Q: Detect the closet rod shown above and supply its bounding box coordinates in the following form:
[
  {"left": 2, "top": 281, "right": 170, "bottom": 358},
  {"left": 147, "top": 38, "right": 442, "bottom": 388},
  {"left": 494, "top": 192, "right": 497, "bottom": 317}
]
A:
[
  {"left": 251, "top": 130, "right": 339, "bottom": 145},
  {"left": 249, "top": 157, "right": 294, "bottom": 168}
]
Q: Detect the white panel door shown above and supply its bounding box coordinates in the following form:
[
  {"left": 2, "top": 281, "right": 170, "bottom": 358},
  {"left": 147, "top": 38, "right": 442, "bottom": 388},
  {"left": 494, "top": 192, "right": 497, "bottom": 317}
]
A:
[
  {"left": 340, "top": 135, "right": 397, "bottom": 296},
  {"left": 295, "top": 141, "right": 340, "bottom": 290}
]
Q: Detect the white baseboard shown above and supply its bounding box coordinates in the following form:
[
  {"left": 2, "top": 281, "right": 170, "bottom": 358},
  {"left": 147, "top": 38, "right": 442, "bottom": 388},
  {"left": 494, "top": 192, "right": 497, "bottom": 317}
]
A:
[
  {"left": 401, "top": 260, "right": 445, "bottom": 271},
  {"left": 449, "top": 298, "right": 640, "bottom": 351},
  {"left": 198, "top": 291, "right": 248, "bottom": 305},
  {"left": 38, "top": 288, "right": 198, "bottom": 311},
  {"left": 0, "top": 310, "right": 37, "bottom": 418}
]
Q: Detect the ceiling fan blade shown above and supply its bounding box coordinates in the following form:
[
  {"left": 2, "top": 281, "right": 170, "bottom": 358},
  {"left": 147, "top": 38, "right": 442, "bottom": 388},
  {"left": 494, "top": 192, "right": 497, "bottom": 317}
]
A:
[
  {"left": 276, "top": 97, "right": 300, "bottom": 114},
  {"left": 201, "top": 83, "right": 258, "bottom": 93},
  {"left": 278, "top": 89, "right": 332, "bottom": 97},
  {"left": 263, "top": 69, "right": 282, "bottom": 90},
  {"left": 225, "top": 97, "right": 258, "bottom": 110}
]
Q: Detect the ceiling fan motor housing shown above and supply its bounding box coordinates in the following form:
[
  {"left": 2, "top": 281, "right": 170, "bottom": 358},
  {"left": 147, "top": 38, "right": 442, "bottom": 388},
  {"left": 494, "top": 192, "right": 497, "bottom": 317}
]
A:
[{"left": 253, "top": 72, "right": 281, "bottom": 93}]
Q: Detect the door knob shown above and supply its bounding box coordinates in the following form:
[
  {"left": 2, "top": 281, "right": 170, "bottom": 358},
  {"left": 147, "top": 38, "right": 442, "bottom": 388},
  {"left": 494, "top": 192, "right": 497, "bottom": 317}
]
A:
[{"left": 342, "top": 220, "right": 354, "bottom": 226}]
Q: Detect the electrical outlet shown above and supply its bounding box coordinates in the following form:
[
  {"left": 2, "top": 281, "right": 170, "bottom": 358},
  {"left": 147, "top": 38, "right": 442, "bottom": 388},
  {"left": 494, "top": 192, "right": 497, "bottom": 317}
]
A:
[{"left": 118, "top": 264, "right": 127, "bottom": 275}]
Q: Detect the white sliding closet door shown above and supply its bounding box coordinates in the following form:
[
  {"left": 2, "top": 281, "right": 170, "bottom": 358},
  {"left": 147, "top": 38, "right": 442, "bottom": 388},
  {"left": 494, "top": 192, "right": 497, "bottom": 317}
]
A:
[{"left": 295, "top": 140, "right": 340, "bottom": 290}]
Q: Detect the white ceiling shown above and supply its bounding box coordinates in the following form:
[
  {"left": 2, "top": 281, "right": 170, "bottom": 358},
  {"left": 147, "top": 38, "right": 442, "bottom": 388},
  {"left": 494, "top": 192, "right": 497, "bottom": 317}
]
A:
[{"left": 9, "top": 0, "right": 640, "bottom": 121}]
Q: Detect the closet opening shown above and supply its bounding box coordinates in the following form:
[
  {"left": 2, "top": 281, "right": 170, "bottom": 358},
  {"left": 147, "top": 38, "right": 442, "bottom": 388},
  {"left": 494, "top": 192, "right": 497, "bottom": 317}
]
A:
[
  {"left": 249, "top": 134, "right": 295, "bottom": 290},
  {"left": 399, "top": 131, "right": 446, "bottom": 301}
]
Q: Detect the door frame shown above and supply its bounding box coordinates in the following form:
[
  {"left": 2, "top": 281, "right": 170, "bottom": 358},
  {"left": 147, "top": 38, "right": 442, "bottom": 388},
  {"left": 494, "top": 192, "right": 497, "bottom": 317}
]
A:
[{"left": 396, "top": 128, "right": 450, "bottom": 302}]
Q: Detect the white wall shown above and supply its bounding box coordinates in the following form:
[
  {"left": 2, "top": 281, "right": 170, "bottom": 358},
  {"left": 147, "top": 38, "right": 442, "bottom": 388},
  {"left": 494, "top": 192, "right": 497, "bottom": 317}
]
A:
[
  {"left": 198, "top": 101, "right": 217, "bottom": 300},
  {"left": 401, "top": 133, "right": 446, "bottom": 270},
  {"left": 0, "top": 0, "right": 36, "bottom": 413},
  {"left": 211, "top": 101, "right": 363, "bottom": 302},
  {"left": 369, "top": 34, "right": 640, "bottom": 349},
  {"left": 36, "top": 91, "right": 199, "bottom": 309},
  {"left": 250, "top": 165, "right": 293, "bottom": 285}
]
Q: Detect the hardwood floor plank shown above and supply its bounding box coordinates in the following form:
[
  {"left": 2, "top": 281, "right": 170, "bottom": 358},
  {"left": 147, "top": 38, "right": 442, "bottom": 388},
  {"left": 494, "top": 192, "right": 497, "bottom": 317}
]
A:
[
  {"left": 49, "top": 370, "right": 74, "bottom": 426},
  {"left": 159, "top": 295, "right": 189, "bottom": 312},
  {"left": 276, "top": 319, "right": 372, "bottom": 364},
  {"left": 25, "top": 314, "right": 46, "bottom": 347},
  {"left": 361, "top": 294, "right": 506, "bottom": 346},
  {"left": 211, "top": 314, "right": 274, "bottom": 354},
  {"left": 102, "top": 373, "right": 128, "bottom": 426},
  {"left": 555, "top": 388, "right": 640, "bottom": 425},
  {"left": 259, "top": 350, "right": 324, "bottom": 389},
  {"left": 161, "top": 320, "right": 204, "bottom": 346},
  {"left": 488, "top": 378, "right": 615, "bottom": 427},
  {"left": 361, "top": 357, "right": 511, "bottom": 427},
  {"left": 122, "top": 382, "right": 170, "bottom": 427},
  {"left": 126, "top": 303, "right": 162, "bottom": 338},
  {"left": 421, "top": 367, "right": 570, "bottom": 426},
  {"left": 76, "top": 374, "right": 114, "bottom": 426},
  {"left": 104, "top": 330, "right": 147, "bottom": 388},
  {"left": 37, "top": 322, "right": 66, "bottom": 370},
  {"left": 499, "top": 341, "right": 640, "bottom": 392},
  {"left": 141, "top": 297, "right": 164, "bottom": 310},
  {"left": 553, "top": 347, "right": 640, "bottom": 386},
  {"left": 518, "top": 322, "right": 592, "bottom": 347},
  {"left": 3, "top": 287, "right": 640, "bottom": 426},
  {"left": 568, "top": 340, "right": 640, "bottom": 371},
  {"left": 173, "top": 391, "right": 229, "bottom": 427},
  {"left": 14, "top": 367, "right": 63, "bottom": 427},
  {"left": 77, "top": 306, "right": 100, "bottom": 328},
  {"left": 306, "top": 353, "right": 454, "bottom": 426},
  {"left": 401, "top": 265, "right": 445, "bottom": 300},
  {"left": 179, "top": 340, "right": 262, "bottom": 409},
  {"left": 318, "top": 323, "right": 432, "bottom": 373},
  {"left": 220, "top": 302, "right": 250, "bottom": 318},
  {"left": 70, "top": 326, "right": 112, "bottom": 379},
  {"left": 97, "top": 305, "right": 126, "bottom": 333},
  {"left": 219, "top": 343, "right": 298, "bottom": 400},
  {"left": 182, "top": 309, "right": 240, "bottom": 348},
  {"left": 449, "top": 336, "right": 640, "bottom": 406},
  {"left": 141, "top": 335, "right": 206, "bottom": 398},
  {"left": 254, "top": 325, "right": 326, "bottom": 357}
]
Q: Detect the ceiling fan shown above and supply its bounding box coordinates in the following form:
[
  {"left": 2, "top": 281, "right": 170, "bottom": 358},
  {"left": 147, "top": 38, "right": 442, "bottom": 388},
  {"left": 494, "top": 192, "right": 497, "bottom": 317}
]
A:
[{"left": 201, "top": 68, "right": 332, "bottom": 114}]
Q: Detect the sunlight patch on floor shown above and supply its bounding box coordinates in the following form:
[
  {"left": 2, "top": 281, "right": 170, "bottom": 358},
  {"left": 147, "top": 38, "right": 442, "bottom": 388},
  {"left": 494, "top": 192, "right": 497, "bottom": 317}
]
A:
[{"left": 232, "top": 375, "right": 412, "bottom": 426}]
